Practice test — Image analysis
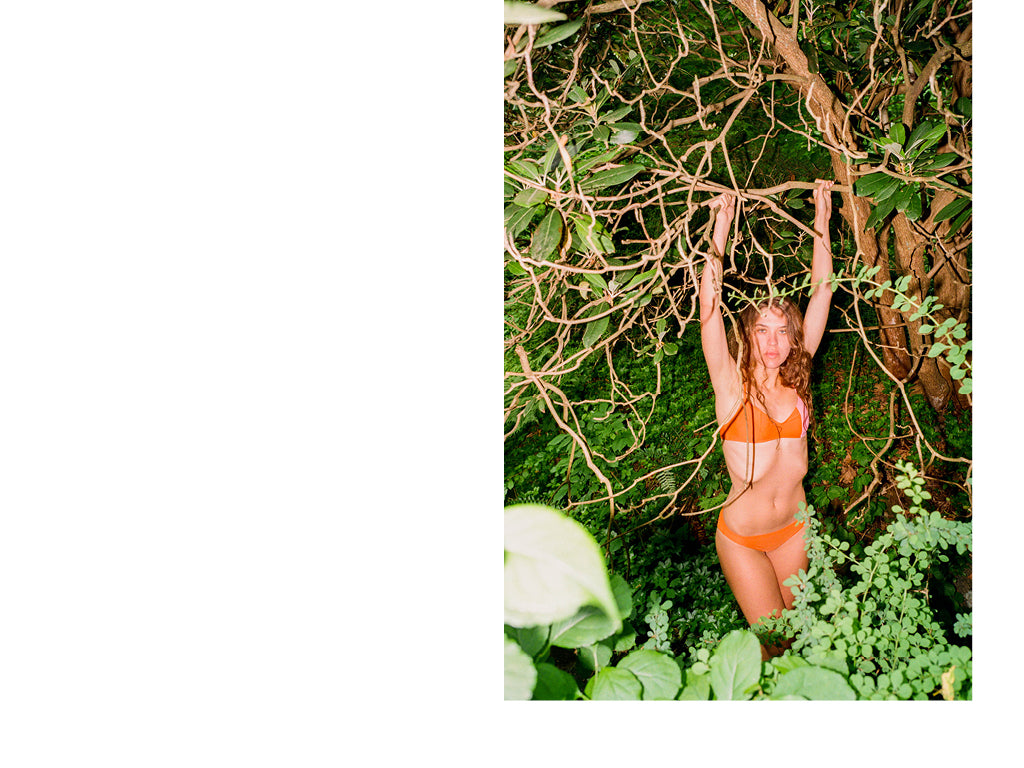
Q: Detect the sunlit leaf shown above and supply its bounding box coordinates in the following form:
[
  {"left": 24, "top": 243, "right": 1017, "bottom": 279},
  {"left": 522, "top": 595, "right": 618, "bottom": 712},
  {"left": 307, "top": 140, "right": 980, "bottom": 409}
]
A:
[
  {"left": 618, "top": 649, "right": 682, "bottom": 700},
  {"left": 587, "top": 667, "right": 643, "bottom": 700},
  {"left": 770, "top": 666, "right": 857, "bottom": 700},
  {"left": 504, "top": 203, "right": 539, "bottom": 240},
  {"left": 514, "top": 187, "right": 549, "bottom": 207},
  {"left": 504, "top": 1, "right": 567, "bottom": 25},
  {"left": 579, "top": 163, "right": 645, "bottom": 192},
  {"left": 534, "top": 18, "right": 584, "bottom": 47},
  {"left": 504, "top": 504, "right": 621, "bottom": 629},
  {"left": 708, "top": 630, "right": 761, "bottom": 700},
  {"left": 504, "top": 637, "right": 537, "bottom": 700}
]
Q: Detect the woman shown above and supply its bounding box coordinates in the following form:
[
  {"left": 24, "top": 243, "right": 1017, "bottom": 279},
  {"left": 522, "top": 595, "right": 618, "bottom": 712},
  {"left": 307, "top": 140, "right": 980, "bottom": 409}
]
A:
[{"left": 698, "top": 180, "right": 835, "bottom": 658}]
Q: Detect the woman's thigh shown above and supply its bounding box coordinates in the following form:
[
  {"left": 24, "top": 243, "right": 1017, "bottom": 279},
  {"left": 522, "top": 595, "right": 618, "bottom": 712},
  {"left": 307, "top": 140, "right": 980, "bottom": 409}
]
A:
[
  {"left": 765, "top": 527, "right": 809, "bottom": 610},
  {"left": 715, "top": 529, "right": 787, "bottom": 626}
]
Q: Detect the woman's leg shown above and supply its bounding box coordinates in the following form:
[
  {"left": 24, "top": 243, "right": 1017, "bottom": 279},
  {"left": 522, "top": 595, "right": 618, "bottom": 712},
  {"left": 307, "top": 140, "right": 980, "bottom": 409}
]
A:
[
  {"left": 715, "top": 528, "right": 787, "bottom": 627},
  {"left": 716, "top": 525, "right": 808, "bottom": 659},
  {"left": 765, "top": 526, "right": 809, "bottom": 610}
]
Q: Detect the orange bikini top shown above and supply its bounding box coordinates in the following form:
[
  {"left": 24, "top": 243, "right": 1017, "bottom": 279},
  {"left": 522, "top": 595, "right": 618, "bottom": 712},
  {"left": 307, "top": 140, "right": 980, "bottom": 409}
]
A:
[{"left": 719, "top": 395, "right": 808, "bottom": 443}]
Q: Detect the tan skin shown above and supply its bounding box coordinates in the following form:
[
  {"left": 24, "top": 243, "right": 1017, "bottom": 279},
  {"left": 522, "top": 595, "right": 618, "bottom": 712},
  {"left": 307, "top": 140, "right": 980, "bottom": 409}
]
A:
[{"left": 699, "top": 180, "right": 835, "bottom": 658}]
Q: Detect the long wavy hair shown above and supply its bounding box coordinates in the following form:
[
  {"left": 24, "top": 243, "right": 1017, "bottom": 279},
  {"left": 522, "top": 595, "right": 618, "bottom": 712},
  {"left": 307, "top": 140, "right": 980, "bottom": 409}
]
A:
[{"left": 729, "top": 296, "right": 814, "bottom": 436}]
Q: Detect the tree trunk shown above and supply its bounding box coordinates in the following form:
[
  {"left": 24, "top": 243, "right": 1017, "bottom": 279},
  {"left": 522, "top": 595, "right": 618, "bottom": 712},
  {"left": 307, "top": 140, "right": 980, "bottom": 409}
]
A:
[{"left": 729, "top": 0, "right": 970, "bottom": 402}]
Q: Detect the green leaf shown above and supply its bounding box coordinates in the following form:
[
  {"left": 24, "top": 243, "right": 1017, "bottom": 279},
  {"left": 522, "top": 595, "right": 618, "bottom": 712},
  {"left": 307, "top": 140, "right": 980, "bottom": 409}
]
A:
[
  {"left": 906, "top": 121, "right": 947, "bottom": 157},
  {"left": 933, "top": 197, "right": 970, "bottom": 224},
  {"left": 918, "top": 122, "right": 948, "bottom": 154},
  {"left": 855, "top": 172, "right": 901, "bottom": 203},
  {"left": 622, "top": 268, "right": 657, "bottom": 292},
  {"left": 582, "top": 314, "right": 610, "bottom": 348},
  {"left": 506, "top": 258, "right": 527, "bottom": 276},
  {"left": 506, "top": 159, "right": 542, "bottom": 182},
  {"left": 904, "top": 121, "right": 933, "bottom": 153},
  {"left": 579, "top": 163, "right": 645, "bottom": 192},
  {"left": 864, "top": 193, "right": 897, "bottom": 230},
  {"left": 540, "top": 138, "right": 561, "bottom": 175},
  {"left": 801, "top": 40, "right": 819, "bottom": 74},
  {"left": 600, "top": 105, "right": 632, "bottom": 124},
  {"left": 572, "top": 147, "right": 621, "bottom": 175},
  {"left": 893, "top": 184, "right": 915, "bottom": 213},
  {"left": 549, "top": 604, "right": 620, "bottom": 649},
  {"left": 708, "top": 630, "right": 761, "bottom": 700},
  {"left": 514, "top": 187, "right": 549, "bottom": 207},
  {"left": 872, "top": 177, "right": 903, "bottom": 204},
  {"left": 954, "top": 96, "right": 972, "bottom": 120},
  {"left": 504, "top": 1, "right": 567, "bottom": 25},
  {"left": 678, "top": 668, "right": 711, "bottom": 700},
  {"left": 587, "top": 667, "right": 643, "bottom": 700},
  {"left": 618, "top": 649, "right": 682, "bottom": 700},
  {"left": 906, "top": 189, "right": 922, "bottom": 221},
  {"left": 504, "top": 504, "right": 622, "bottom": 629},
  {"left": 919, "top": 152, "right": 958, "bottom": 172},
  {"left": 608, "top": 122, "right": 641, "bottom": 145},
  {"left": 504, "top": 203, "right": 539, "bottom": 240},
  {"left": 576, "top": 638, "right": 614, "bottom": 673},
  {"left": 571, "top": 215, "right": 615, "bottom": 254},
  {"left": 534, "top": 17, "right": 584, "bottom": 48},
  {"left": 505, "top": 624, "right": 548, "bottom": 658},
  {"left": 532, "top": 662, "right": 579, "bottom": 700},
  {"left": 582, "top": 271, "right": 609, "bottom": 294},
  {"left": 610, "top": 572, "right": 634, "bottom": 620},
  {"left": 770, "top": 666, "right": 856, "bottom": 700},
  {"left": 504, "top": 637, "right": 538, "bottom": 700},
  {"left": 530, "top": 208, "right": 564, "bottom": 261},
  {"left": 945, "top": 205, "right": 972, "bottom": 239},
  {"left": 612, "top": 625, "right": 637, "bottom": 653}
]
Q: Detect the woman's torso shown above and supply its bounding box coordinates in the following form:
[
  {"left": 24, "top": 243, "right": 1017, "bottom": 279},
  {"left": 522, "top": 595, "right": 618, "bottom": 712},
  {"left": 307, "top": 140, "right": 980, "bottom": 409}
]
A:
[{"left": 716, "top": 388, "right": 809, "bottom": 535}]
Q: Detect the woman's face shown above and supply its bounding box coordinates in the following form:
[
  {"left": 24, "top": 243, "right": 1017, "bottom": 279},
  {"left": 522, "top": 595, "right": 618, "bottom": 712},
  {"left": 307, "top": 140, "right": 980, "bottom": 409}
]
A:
[{"left": 751, "top": 306, "right": 791, "bottom": 369}]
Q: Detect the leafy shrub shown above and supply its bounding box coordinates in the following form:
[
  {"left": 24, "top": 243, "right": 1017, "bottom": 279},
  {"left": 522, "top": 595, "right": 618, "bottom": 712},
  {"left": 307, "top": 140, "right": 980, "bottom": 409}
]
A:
[
  {"left": 505, "top": 459, "right": 971, "bottom": 701},
  {"left": 505, "top": 505, "right": 866, "bottom": 700},
  {"left": 763, "top": 461, "right": 972, "bottom": 699}
]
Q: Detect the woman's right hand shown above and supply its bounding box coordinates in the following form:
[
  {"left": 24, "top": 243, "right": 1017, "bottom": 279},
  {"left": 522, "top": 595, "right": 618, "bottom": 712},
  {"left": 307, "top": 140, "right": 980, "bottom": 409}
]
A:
[
  {"left": 711, "top": 193, "right": 736, "bottom": 226},
  {"left": 709, "top": 193, "right": 736, "bottom": 258}
]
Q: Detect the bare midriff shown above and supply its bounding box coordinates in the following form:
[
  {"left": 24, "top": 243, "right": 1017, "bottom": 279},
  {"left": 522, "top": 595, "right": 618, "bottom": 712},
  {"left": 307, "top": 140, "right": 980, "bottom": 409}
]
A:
[{"left": 719, "top": 436, "right": 808, "bottom": 536}]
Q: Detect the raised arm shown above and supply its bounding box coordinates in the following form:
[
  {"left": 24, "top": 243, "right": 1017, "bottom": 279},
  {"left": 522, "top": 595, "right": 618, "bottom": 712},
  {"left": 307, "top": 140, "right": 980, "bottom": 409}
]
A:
[
  {"left": 802, "top": 179, "right": 835, "bottom": 357},
  {"left": 700, "top": 194, "right": 739, "bottom": 395}
]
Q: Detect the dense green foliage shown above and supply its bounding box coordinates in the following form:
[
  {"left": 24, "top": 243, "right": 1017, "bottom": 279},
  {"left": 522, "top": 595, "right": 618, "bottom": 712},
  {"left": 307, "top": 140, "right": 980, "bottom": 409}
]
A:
[
  {"left": 503, "top": 0, "right": 971, "bottom": 702},
  {"left": 505, "top": 468, "right": 971, "bottom": 700}
]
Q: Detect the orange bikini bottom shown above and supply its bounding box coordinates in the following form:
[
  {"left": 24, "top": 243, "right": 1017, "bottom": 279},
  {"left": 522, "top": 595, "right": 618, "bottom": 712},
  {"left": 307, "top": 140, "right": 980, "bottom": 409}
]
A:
[{"left": 717, "top": 515, "right": 805, "bottom": 552}]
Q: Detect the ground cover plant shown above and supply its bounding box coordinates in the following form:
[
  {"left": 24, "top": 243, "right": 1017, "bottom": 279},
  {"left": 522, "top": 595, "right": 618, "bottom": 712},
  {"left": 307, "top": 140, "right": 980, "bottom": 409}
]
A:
[
  {"left": 505, "top": 464, "right": 971, "bottom": 700},
  {"left": 504, "top": 0, "right": 971, "bottom": 701}
]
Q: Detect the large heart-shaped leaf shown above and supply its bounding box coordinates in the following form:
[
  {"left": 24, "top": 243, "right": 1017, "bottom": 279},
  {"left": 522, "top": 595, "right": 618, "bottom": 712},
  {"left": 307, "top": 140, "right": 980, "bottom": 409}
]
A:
[
  {"left": 504, "top": 504, "right": 621, "bottom": 630},
  {"left": 618, "top": 649, "right": 682, "bottom": 700},
  {"left": 708, "top": 630, "right": 761, "bottom": 700},
  {"left": 504, "top": 637, "right": 537, "bottom": 700}
]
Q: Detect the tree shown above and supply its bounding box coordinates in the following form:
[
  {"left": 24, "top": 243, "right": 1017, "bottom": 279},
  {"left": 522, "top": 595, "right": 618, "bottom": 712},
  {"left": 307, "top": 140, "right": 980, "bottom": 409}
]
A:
[{"left": 503, "top": 0, "right": 971, "bottom": 524}]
